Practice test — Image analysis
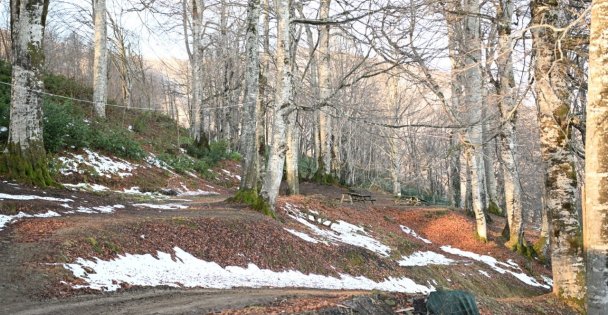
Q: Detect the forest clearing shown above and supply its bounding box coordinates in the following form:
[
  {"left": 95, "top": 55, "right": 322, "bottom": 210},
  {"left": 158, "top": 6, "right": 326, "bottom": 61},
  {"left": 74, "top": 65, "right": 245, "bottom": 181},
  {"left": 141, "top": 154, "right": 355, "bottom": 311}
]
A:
[{"left": 0, "top": 0, "right": 607, "bottom": 314}]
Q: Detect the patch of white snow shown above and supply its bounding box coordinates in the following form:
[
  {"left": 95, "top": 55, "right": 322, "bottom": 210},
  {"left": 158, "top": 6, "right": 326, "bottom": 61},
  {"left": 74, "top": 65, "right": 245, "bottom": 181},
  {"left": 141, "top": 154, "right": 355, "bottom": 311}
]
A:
[
  {"left": 0, "top": 193, "right": 73, "bottom": 203},
  {"left": 63, "top": 247, "right": 433, "bottom": 293},
  {"left": 441, "top": 246, "right": 549, "bottom": 289},
  {"left": 398, "top": 251, "right": 455, "bottom": 267},
  {"left": 400, "top": 225, "right": 432, "bottom": 244},
  {"left": 284, "top": 228, "right": 319, "bottom": 244},
  {"left": 133, "top": 203, "right": 189, "bottom": 210}
]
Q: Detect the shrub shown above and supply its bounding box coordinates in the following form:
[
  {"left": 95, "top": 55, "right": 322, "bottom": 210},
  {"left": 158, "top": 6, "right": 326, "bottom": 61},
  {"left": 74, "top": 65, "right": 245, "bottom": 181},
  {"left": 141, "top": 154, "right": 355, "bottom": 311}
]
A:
[
  {"left": 89, "top": 123, "right": 145, "bottom": 160},
  {"left": 43, "top": 100, "right": 91, "bottom": 153},
  {"left": 158, "top": 153, "right": 211, "bottom": 178}
]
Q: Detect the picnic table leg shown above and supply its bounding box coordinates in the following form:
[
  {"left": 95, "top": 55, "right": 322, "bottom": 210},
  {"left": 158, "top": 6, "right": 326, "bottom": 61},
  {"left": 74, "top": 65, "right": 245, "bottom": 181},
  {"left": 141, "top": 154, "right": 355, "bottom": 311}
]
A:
[
  {"left": 349, "top": 195, "right": 353, "bottom": 204},
  {"left": 340, "top": 194, "right": 345, "bottom": 203}
]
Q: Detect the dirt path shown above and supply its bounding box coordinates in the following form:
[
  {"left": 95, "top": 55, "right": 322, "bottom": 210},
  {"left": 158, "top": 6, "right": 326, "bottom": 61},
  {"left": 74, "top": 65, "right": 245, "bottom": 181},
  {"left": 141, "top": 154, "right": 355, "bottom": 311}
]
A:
[{"left": 2, "top": 288, "right": 364, "bottom": 315}]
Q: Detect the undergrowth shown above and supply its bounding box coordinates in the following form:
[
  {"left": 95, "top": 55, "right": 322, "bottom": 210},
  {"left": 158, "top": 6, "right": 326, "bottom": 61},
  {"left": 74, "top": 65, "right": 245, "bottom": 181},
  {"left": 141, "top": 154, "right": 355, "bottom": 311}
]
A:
[{"left": 229, "top": 189, "right": 276, "bottom": 219}]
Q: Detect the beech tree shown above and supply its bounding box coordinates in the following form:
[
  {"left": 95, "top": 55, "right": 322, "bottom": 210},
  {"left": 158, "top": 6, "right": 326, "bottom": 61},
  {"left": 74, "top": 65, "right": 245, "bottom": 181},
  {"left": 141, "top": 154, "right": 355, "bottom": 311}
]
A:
[
  {"left": 239, "top": 0, "right": 261, "bottom": 191},
  {"left": 531, "top": 0, "right": 585, "bottom": 302},
  {"left": 92, "top": 0, "right": 108, "bottom": 118},
  {"left": 585, "top": 0, "right": 608, "bottom": 312},
  {"left": 495, "top": 0, "right": 524, "bottom": 250},
  {"left": 1, "top": 0, "right": 53, "bottom": 187},
  {"left": 260, "top": 0, "right": 294, "bottom": 212}
]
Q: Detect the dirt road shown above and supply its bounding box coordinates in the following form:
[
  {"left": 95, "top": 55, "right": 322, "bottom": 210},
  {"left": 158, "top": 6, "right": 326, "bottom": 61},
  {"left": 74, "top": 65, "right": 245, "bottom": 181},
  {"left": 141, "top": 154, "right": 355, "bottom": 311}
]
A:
[{"left": 2, "top": 288, "right": 363, "bottom": 315}]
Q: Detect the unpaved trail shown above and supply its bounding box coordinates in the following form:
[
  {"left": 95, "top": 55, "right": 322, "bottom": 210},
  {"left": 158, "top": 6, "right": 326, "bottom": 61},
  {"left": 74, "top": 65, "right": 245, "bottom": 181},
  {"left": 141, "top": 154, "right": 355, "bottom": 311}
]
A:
[{"left": 2, "top": 288, "right": 363, "bottom": 315}]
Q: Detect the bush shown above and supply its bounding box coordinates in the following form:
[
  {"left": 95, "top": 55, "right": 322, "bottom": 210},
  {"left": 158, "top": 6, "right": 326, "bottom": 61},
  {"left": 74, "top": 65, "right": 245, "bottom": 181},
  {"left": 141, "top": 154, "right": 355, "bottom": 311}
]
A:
[
  {"left": 89, "top": 123, "right": 145, "bottom": 160},
  {"left": 185, "top": 140, "right": 240, "bottom": 165},
  {"left": 158, "top": 154, "right": 211, "bottom": 177},
  {"left": 43, "top": 101, "right": 91, "bottom": 153}
]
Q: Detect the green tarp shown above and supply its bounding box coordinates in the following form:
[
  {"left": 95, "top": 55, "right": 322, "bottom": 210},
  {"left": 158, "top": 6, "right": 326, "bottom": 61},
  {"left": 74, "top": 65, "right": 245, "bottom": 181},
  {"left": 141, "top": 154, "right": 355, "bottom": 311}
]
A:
[{"left": 426, "top": 290, "right": 480, "bottom": 315}]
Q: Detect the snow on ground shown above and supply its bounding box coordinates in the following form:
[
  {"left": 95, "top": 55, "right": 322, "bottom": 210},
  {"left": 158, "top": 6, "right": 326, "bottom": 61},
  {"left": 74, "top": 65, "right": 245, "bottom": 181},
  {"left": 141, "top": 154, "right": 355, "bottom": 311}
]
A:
[
  {"left": 221, "top": 169, "right": 242, "bottom": 181},
  {"left": 145, "top": 154, "right": 174, "bottom": 174},
  {"left": 541, "top": 275, "right": 553, "bottom": 287},
  {"left": 133, "top": 203, "right": 189, "bottom": 210},
  {"left": 398, "top": 251, "right": 455, "bottom": 267},
  {"left": 177, "top": 184, "right": 219, "bottom": 196},
  {"left": 0, "top": 193, "right": 73, "bottom": 203},
  {"left": 478, "top": 270, "right": 491, "bottom": 278},
  {"left": 63, "top": 247, "right": 433, "bottom": 294},
  {"left": 441, "top": 246, "right": 550, "bottom": 289},
  {"left": 400, "top": 225, "right": 432, "bottom": 244},
  {"left": 0, "top": 211, "right": 61, "bottom": 231},
  {"left": 67, "top": 205, "right": 125, "bottom": 214},
  {"left": 58, "top": 149, "right": 135, "bottom": 178},
  {"left": 63, "top": 183, "right": 110, "bottom": 192},
  {"left": 284, "top": 228, "right": 319, "bottom": 244},
  {"left": 284, "top": 203, "right": 391, "bottom": 257}
]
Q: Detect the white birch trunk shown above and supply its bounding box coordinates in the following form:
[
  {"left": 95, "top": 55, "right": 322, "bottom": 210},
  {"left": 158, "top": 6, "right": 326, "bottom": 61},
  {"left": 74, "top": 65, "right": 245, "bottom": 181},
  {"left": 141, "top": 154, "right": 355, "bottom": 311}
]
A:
[
  {"left": 239, "top": 0, "right": 261, "bottom": 191},
  {"left": 531, "top": 0, "right": 585, "bottom": 302},
  {"left": 92, "top": 0, "right": 108, "bottom": 118},
  {"left": 260, "top": 0, "right": 294, "bottom": 209},
  {"left": 585, "top": 1, "right": 608, "bottom": 312}
]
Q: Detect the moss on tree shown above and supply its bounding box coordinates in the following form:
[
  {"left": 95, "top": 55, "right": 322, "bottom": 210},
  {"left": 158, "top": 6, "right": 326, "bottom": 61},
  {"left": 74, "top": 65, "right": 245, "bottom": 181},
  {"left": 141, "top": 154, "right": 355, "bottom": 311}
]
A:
[
  {"left": 230, "top": 189, "right": 276, "bottom": 219},
  {"left": 0, "top": 142, "right": 55, "bottom": 187}
]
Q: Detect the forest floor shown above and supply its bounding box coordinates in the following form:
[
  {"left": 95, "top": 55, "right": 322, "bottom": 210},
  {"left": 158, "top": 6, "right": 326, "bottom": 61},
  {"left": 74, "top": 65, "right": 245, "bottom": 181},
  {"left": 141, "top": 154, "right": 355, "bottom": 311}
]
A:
[{"left": 0, "top": 155, "right": 581, "bottom": 314}]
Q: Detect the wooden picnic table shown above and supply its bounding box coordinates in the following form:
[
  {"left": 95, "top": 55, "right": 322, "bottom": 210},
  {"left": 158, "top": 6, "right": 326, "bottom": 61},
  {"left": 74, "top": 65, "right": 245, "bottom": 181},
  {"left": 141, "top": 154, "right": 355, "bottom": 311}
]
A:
[
  {"left": 393, "top": 195, "right": 428, "bottom": 206},
  {"left": 341, "top": 189, "right": 376, "bottom": 204}
]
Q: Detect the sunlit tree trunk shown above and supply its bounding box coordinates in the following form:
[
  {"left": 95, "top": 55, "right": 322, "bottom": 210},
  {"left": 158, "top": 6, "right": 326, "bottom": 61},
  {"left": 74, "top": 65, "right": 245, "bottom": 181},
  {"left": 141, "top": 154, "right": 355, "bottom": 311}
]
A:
[
  {"left": 2, "top": 0, "right": 53, "bottom": 187},
  {"left": 531, "top": 0, "right": 585, "bottom": 302},
  {"left": 92, "top": 0, "right": 108, "bottom": 118},
  {"left": 462, "top": 0, "right": 487, "bottom": 241},
  {"left": 496, "top": 0, "right": 524, "bottom": 249},
  {"left": 585, "top": 0, "right": 608, "bottom": 312},
  {"left": 260, "top": 0, "right": 294, "bottom": 210},
  {"left": 446, "top": 3, "right": 463, "bottom": 209},
  {"left": 191, "top": 0, "right": 209, "bottom": 147},
  {"left": 317, "top": 0, "right": 332, "bottom": 176},
  {"left": 239, "top": 0, "right": 261, "bottom": 191}
]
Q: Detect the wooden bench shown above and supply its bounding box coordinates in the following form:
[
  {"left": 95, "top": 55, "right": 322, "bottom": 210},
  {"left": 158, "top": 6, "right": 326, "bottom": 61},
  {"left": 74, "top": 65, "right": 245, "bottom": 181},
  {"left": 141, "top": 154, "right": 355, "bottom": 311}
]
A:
[{"left": 341, "top": 190, "right": 376, "bottom": 204}]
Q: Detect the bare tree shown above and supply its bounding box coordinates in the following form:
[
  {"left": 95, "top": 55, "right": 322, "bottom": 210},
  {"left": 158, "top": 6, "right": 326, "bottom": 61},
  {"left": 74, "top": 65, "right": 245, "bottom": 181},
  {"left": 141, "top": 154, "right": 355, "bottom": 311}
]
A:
[
  {"left": 92, "top": 0, "right": 108, "bottom": 118},
  {"left": 2, "top": 0, "right": 53, "bottom": 187},
  {"left": 260, "top": 0, "right": 294, "bottom": 212},
  {"left": 585, "top": 0, "right": 608, "bottom": 312},
  {"left": 239, "top": 0, "right": 261, "bottom": 191},
  {"left": 531, "top": 0, "right": 585, "bottom": 302}
]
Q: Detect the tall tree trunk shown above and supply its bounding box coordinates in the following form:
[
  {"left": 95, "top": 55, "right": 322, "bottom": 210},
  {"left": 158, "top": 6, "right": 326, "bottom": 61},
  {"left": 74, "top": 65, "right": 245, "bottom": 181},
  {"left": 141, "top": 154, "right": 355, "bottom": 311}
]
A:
[
  {"left": 496, "top": 0, "right": 524, "bottom": 249},
  {"left": 585, "top": 1, "right": 608, "bottom": 312},
  {"left": 239, "top": 0, "right": 261, "bottom": 191},
  {"left": 285, "top": 111, "right": 299, "bottom": 194},
  {"left": 92, "top": 0, "right": 108, "bottom": 118},
  {"left": 2, "top": 0, "right": 53, "bottom": 187},
  {"left": 446, "top": 0, "right": 463, "bottom": 209},
  {"left": 256, "top": 0, "right": 270, "bottom": 177},
  {"left": 449, "top": 133, "right": 462, "bottom": 207},
  {"left": 531, "top": 0, "right": 585, "bottom": 302},
  {"left": 192, "top": 0, "right": 209, "bottom": 148},
  {"left": 317, "top": 0, "right": 332, "bottom": 176},
  {"left": 462, "top": 0, "right": 487, "bottom": 241},
  {"left": 260, "top": 0, "right": 294, "bottom": 211}
]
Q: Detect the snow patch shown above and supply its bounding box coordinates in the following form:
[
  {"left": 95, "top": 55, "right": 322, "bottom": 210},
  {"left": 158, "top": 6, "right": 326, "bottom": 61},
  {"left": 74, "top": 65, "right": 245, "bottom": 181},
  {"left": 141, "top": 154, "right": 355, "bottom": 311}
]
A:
[
  {"left": 75, "top": 205, "right": 125, "bottom": 214},
  {"left": 284, "top": 228, "right": 319, "bottom": 243},
  {"left": 58, "top": 149, "right": 135, "bottom": 178},
  {"left": 284, "top": 203, "right": 391, "bottom": 257},
  {"left": 0, "top": 211, "right": 61, "bottom": 231},
  {"left": 441, "top": 246, "right": 549, "bottom": 289},
  {"left": 63, "top": 247, "right": 432, "bottom": 293},
  {"left": 398, "top": 251, "right": 455, "bottom": 267},
  {"left": 63, "top": 183, "right": 110, "bottom": 192},
  {"left": 400, "top": 225, "right": 432, "bottom": 244},
  {"left": 0, "top": 193, "right": 73, "bottom": 203},
  {"left": 133, "top": 203, "right": 189, "bottom": 210},
  {"left": 478, "top": 270, "right": 491, "bottom": 278}
]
